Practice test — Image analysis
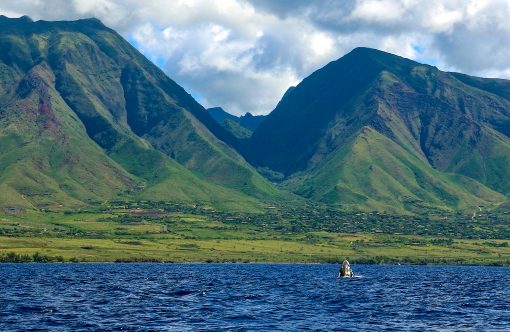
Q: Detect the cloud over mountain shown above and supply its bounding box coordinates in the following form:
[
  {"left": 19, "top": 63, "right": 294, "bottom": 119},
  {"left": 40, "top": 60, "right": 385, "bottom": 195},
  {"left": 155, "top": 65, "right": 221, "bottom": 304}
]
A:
[{"left": 2, "top": 0, "right": 510, "bottom": 114}]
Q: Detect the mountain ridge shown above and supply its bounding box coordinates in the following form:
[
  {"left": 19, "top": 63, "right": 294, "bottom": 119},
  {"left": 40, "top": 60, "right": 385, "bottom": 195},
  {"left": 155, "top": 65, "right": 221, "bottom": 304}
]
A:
[
  {"left": 244, "top": 47, "right": 510, "bottom": 212},
  {"left": 207, "top": 107, "right": 266, "bottom": 138},
  {"left": 0, "top": 16, "right": 282, "bottom": 211},
  {"left": 1, "top": 16, "right": 510, "bottom": 214}
]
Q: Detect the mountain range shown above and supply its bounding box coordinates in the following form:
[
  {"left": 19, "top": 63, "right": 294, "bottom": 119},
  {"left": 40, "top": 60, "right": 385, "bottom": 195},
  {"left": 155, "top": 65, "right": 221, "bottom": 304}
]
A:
[
  {"left": 1, "top": 16, "right": 509, "bottom": 214},
  {"left": 207, "top": 107, "right": 265, "bottom": 139},
  {"left": 0, "top": 15, "right": 280, "bottom": 212}
]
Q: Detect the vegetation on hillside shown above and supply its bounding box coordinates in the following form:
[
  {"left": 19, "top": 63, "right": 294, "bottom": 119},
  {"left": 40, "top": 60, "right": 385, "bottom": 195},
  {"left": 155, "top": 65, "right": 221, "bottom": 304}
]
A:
[
  {"left": 0, "top": 16, "right": 282, "bottom": 212},
  {"left": 245, "top": 47, "right": 510, "bottom": 211}
]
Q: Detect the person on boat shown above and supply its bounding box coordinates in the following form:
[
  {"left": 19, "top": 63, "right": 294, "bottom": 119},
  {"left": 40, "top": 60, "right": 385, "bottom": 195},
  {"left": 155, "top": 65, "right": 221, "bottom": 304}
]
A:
[{"left": 338, "top": 259, "right": 353, "bottom": 278}]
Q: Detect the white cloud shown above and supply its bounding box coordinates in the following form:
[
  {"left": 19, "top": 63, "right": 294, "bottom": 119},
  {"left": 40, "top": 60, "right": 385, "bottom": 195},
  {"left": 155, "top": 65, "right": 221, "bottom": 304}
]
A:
[
  {"left": 350, "top": 0, "right": 406, "bottom": 23},
  {"left": 424, "top": 5, "right": 463, "bottom": 32},
  {"left": 310, "top": 33, "right": 334, "bottom": 56},
  {"left": 1, "top": 0, "right": 510, "bottom": 114}
]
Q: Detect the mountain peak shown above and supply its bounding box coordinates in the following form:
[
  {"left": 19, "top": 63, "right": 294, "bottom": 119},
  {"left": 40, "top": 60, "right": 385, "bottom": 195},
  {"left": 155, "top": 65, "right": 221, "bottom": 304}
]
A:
[
  {"left": 19, "top": 15, "right": 33, "bottom": 22},
  {"left": 346, "top": 47, "right": 406, "bottom": 58},
  {"left": 0, "top": 17, "right": 279, "bottom": 211},
  {"left": 341, "top": 47, "right": 421, "bottom": 69},
  {"left": 246, "top": 46, "right": 510, "bottom": 212},
  {"left": 74, "top": 17, "right": 105, "bottom": 26},
  {"left": 207, "top": 107, "right": 239, "bottom": 123},
  {"left": 0, "top": 15, "right": 33, "bottom": 24},
  {"left": 348, "top": 46, "right": 384, "bottom": 55},
  {"left": 0, "top": 15, "right": 108, "bottom": 32},
  {"left": 0, "top": 15, "right": 31, "bottom": 20}
]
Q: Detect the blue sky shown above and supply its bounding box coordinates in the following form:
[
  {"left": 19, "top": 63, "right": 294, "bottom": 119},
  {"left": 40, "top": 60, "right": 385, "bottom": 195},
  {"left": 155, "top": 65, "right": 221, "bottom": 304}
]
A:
[{"left": 2, "top": 0, "right": 510, "bottom": 115}]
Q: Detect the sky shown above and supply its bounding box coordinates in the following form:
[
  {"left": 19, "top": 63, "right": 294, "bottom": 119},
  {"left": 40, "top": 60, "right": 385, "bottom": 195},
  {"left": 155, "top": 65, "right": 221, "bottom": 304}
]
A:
[{"left": 2, "top": 0, "right": 510, "bottom": 115}]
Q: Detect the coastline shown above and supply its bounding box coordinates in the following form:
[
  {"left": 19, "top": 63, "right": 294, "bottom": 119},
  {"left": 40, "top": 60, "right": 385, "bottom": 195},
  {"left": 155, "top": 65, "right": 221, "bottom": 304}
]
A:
[{"left": 2, "top": 249, "right": 509, "bottom": 266}]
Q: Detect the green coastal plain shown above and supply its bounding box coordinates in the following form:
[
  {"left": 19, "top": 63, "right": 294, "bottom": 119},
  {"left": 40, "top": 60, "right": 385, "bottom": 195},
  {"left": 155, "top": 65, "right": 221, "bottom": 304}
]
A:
[{"left": 2, "top": 201, "right": 510, "bottom": 266}]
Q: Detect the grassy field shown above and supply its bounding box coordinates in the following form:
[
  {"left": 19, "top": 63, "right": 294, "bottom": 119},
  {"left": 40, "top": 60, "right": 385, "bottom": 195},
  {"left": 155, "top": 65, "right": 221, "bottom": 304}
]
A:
[{"left": 1, "top": 202, "right": 510, "bottom": 265}]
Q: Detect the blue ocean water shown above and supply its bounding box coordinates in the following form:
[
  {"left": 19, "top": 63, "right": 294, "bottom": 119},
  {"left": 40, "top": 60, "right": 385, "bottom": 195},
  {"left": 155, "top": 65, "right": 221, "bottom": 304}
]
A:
[{"left": 0, "top": 263, "right": 509, "bottom": 331}]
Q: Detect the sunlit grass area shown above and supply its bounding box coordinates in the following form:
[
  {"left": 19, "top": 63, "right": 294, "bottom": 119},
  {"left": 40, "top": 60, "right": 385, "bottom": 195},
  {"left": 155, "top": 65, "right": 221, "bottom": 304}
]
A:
[{"left": 1, "top": 202, "right": 509, "bottom": 265}]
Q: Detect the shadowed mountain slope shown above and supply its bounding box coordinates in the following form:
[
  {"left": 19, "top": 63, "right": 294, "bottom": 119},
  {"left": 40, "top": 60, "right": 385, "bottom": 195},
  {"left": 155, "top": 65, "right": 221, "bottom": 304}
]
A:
[
  {"left": 245, "top": 47, "right": 510, "bottom": 212},
  {"left": 207, "top": 107, "right": 266, "bottom": 138}
]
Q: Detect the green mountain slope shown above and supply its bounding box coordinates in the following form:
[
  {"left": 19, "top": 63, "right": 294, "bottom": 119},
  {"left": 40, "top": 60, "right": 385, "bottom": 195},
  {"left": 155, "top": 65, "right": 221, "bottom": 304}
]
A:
[
  {"left": 285, "top": 127, "right": 504, "bottom": 213},
  {"left": 0, "top": 63, "right": 135, "bottom": 209},
  {"left": 246, "top": 47, "right": 510, "bottom": 211},
  {"left": 0, "top": 16, "right": 280, "bottom": 211},
  {"left": 0, "top": 59, "right": 262, "bottom": 211},
  {"left": 222, "top": 119, "right": 253, "bottom": 139}
]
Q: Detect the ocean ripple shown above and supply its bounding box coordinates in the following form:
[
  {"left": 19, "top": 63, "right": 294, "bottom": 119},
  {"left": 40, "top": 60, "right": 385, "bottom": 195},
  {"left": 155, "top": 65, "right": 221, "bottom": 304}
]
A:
[{"left": 0, "top": 263, "right": 509, "bottom": 331}]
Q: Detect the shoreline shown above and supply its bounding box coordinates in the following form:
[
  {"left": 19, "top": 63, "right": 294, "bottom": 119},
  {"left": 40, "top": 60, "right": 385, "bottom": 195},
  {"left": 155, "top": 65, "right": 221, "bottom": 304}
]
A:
[
  {"left": 1, "top": 255, "right": 509, "bottom": 267},
  {"left": 1, "top": 262, "right": 510, "bottom": 268}
]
